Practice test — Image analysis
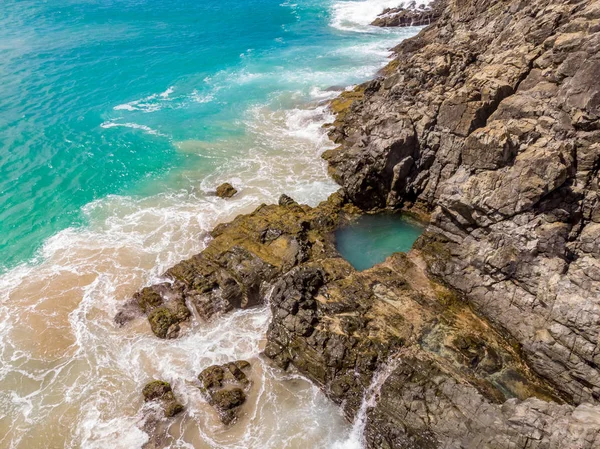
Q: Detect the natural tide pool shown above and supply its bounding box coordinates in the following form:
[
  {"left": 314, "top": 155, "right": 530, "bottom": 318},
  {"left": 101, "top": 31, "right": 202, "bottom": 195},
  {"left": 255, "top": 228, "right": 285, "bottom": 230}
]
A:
[{"left": 335, "top": 214, "right": 424, "bottom": 271}]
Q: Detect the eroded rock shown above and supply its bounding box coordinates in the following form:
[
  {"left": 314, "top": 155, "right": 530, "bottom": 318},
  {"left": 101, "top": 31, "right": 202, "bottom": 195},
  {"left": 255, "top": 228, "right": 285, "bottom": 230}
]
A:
[
  {"left": 326, "top": 0, "right": 600, "bottom": 408},
  {"left": 198, "top": 360, "right": 251, "bottom": 424},
  {"left": 116, "top": 192, "right": 358, "bottom": 338}
]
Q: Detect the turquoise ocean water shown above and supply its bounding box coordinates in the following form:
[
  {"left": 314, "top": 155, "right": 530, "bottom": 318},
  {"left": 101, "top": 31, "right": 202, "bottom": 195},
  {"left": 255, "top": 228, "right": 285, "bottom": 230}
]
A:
[{"left": 1, "top": 0, "right": 418, "bottom": 271}]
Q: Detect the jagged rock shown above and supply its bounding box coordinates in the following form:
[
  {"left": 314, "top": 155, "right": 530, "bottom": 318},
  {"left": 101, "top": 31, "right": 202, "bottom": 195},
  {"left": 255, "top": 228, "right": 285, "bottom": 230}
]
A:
[
  {"left": 278, "top": 193, "right": 297, "bottom": 207},
  {"left": 116, "top": 192, "right": 357, "bottom": 338},
  {"left": 263, "top": 251, "right": 600, "bottom": 449},
  {"left": 198, "top": 361, "right": 251, "bottom": 424},
  {"left": 216, "top": 182, "right": 237, "bottom": 198},
  {"left": 371, "top": 0, "right": 443, "bottom": 28},
  {"left": 142, "top": 380, "right": 184, "bottom": 418},
  {"left": 326, "top": 0, "right": 600, "bottom": 409}
]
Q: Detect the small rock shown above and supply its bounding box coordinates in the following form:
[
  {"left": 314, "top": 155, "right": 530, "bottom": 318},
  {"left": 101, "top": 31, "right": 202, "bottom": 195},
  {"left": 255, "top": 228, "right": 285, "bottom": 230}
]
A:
[
  {"left": 142, "top": 380, "right": 184, "bottom": 418},
  {"left": 216, "top": 183, "right": 238, "bottom": 198},
  {"left": 198, "top": 360, "right": 252, "bottom": 424},
  {"left": 212, "top": 388, "right": 246, "bottom": 410},
  {"left": 278, "top": 194, "right": 297, "bottom": 206}
]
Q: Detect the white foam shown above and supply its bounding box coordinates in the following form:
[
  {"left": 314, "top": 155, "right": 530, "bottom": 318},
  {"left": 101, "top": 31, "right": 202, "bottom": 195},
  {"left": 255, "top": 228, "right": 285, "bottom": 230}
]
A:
[
  {"left": 330, "top": 357, "right": 401, "bottom": 449},
  {"left": 77, "top": 406, "right": 149, "bottom": 449},
  {"left": 190, "top": 90, "right": 214, "bottom": 104},
  {"left": 330, "top": 0, "right": 431, "bottom": 33},
  {"left": 159, "top": 86, "right": 175, "bottom": 99},
  {"left": 100, "top": 121, "right": 167, "bottom": 137}
]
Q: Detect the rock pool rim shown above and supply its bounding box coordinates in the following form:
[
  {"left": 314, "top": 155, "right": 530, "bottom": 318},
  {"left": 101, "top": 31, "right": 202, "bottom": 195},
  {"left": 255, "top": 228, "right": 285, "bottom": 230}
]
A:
[{"left": 334, "top": 211, "right": 426, "bottom": 272}]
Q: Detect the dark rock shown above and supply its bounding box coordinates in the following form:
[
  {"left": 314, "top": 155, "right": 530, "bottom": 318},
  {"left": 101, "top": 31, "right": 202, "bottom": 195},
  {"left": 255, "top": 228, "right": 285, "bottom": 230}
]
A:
[
  {"left": 278, "top": 194, "right": 297, "bottom": 206},
  {"left": 212, "top": 388, "right": 245, "bottom": 410},
  {"left": 142, "top": 380, "right": 184, "bottom": 418},
  {"left": 198, "top": 360, "right": 252, "bottom": 425}
]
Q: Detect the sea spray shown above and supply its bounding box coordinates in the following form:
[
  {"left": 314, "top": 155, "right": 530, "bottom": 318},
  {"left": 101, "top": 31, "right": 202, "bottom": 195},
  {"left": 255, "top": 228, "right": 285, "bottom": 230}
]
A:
[{"left": 331, "top": 355, "right": 402, "bottom": 449}]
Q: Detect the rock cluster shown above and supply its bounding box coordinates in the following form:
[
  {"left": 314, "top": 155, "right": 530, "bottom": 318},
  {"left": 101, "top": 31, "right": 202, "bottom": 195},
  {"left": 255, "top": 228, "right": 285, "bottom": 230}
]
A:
[
  {"left": 116, "top": 193, "right": 358, "bottom": 338},
  {"left": 198, "top": 360, "right": 251, "bottom": 424},
  {"left": 371, "top": 0, "right": 443, "bottom": 28}
]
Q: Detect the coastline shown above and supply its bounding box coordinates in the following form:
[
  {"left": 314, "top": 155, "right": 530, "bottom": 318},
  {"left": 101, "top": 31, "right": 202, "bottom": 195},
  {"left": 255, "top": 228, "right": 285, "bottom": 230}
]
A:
[
  {"left": 3, "top": 0, "right": 600, "bottom": 447},
  {"left": 125, "top": 0, "right": 600, "bottom": 447},
  {"left": 0, "top": 2, "right": 434, "bottom": 448}
]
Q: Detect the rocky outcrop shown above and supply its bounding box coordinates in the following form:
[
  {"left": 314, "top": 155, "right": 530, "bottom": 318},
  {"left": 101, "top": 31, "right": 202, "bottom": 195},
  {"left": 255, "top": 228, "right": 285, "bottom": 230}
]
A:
[
  {"left": 265, "top": 250, "right": 600, "bottom": 448},
  {"left": 326, "top": 0, "right": 600, "bottom": 411},
  {"left": 371, "top": 1, "right": 443, "bottom": 28},
  {"left": 216, "top": 182, "right": 238, "bottom": 198},
  {"left": 116, "top": 193, "right": 359, "bottom": 337},
  {"left": 198, "top": 360, "right": 251, "bottom": 424}
]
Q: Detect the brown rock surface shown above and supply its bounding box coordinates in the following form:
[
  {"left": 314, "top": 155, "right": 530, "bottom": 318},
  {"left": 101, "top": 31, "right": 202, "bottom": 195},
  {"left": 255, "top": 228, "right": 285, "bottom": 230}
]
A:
[{"left": 216, "top": 182, "right": 238, "bottom": 198}]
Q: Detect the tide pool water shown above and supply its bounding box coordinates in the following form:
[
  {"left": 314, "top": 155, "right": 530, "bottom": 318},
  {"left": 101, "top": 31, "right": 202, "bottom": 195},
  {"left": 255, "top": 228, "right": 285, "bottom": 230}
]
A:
[
  {"left": 336, "top": 214, "right": 424, "bottom": 271},
  {"left": 0, "top": 0, "right": 426, "bottom": 448}
]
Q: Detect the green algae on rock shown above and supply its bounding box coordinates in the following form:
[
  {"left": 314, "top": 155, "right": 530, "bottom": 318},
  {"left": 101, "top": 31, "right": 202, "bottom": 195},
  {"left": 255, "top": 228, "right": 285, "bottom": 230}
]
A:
[
  {"left": 116, "top": 192, "right": 360, "bottom": 338},
  {"left": 198, "top": 360, "right": 252, "bottom": 425},
  {"left": 142, "top": 380, "right": 184, "bottom": 418}
]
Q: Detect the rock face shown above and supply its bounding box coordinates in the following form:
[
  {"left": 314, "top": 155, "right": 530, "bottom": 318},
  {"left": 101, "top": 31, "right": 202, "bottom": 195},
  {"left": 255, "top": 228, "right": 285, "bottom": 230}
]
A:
[
  {"left": 320, "top": 0, "right": 600, "bottom": 445},
  {"left": 216, "top": 182, "right": 238, "bottom": 198},
  {"left": 198, "top": 360, "right": 251, "bottom": 424},
  {"left": 371, "top": 1, "right": 443, "bottom": 28},
  {"left": 327, "top": 0, "right": 600, "bottom": 408},
  {"left": 265, "top": 251, "right": 600, "bottom": 448}
]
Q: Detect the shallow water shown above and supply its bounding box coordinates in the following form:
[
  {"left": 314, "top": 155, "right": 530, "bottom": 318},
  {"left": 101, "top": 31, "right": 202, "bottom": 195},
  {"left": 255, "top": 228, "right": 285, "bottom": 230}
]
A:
[
  {"left": 335, "top": 214, "right": 424, "bottom": 271},
  {"left": 0, "top": 0, "right": 427, "bottom": 447}
]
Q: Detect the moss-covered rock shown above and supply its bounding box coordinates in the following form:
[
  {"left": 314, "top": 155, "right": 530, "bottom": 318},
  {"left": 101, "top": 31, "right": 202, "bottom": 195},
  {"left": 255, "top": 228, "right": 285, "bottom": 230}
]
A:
[
  {"left": 212, "top": 388, "right": 245, "bottom": 410},
  {"left": 142, "top": 380, "right": 172, "bottom": 401},
  {"left": 142, "top": 380, "right": 184, "bottom": 418},
  {"left": 148, "top": 307, "right": 179, "bottom": 339},
  {"left": 198, "top": 360, "right": 252, "bottom": 425},
  {"left": 198, "top": 365, "right": 225, "bottom": 390}
]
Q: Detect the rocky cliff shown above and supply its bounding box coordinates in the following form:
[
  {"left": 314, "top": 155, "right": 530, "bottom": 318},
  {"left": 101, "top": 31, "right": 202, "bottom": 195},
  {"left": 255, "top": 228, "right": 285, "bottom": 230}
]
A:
[
  {"left": 322, "top": 0, "right": 600, "bottom": 445},
  {"left": 119, "top": 0, "right": 600, "bottom": 447}
]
